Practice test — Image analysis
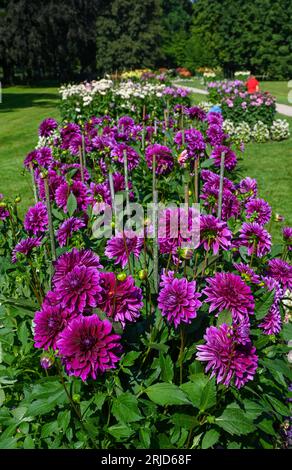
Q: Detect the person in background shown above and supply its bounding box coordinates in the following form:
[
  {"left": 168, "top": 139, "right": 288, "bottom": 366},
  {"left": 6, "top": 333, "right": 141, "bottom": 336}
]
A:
[{"left": 246, "top": 75, "right": 260, "bottom": 93}]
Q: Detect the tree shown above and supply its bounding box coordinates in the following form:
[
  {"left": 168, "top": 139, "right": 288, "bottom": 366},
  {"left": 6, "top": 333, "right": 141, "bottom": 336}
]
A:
[
  {"left": 0, "top": 0, "right": 100, "bottom": 84},
  {"left": 160, "top": 0, "right": 193, "bottom": 68},
  {"left": 190, "top": 0, "right": 292, "bottom": 79},
  {"left": 96, "top": 0, "right": 164, "bottom": 75}
]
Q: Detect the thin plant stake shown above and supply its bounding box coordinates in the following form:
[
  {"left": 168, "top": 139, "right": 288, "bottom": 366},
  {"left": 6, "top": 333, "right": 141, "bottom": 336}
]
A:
[
  {"left": 152, "top": 154, "right": 159, "bottom": 293},
  {"left": 44, "top": 175, "right": 56, "bottom": 262},
  {"left": 123, "top": 149, "right": 130, "bottom": 215},
  {"left": 217, "top": 151, "right": 226, "bottom": 220},
  {"left": 78, "top": 145, "right": 85, "bottom": 183},
  {"left": 29, "top": 163, "right": 38, "bottom": 204}
]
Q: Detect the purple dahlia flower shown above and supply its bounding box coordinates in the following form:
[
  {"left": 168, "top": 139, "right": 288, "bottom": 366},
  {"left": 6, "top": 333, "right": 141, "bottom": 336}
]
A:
[
  {"left": 184, "top": 106, "right": 207, "bottom": 122},
  {"left": 34, "top": 304, "right": 71, "bottom": 350},
  {"left": 174, "top": 128, "right": 206, "bottom": 160},
  {"left": 196, "top": 324, "right": 258, "bottom": 388},
  {"left": 203, "top": 272, "right": 255, "bottom": 321},
  {"left": 233, "top": 263, "right": 261, "bottom": 284},
  {"left": 55, "top": 180, "right": 92, "bottom": 213},
  {"left": 207, "top": 112, "right": 224, "bottom": 126},
  {"left": 24, "top": 150, "right": 38, "bottom": 169},
  {"left": 200, "top": 215, "right": 232, "bottom": 255},
  {"left": 245, "top": 198, "right": 271, "bottom": 225},
  {"left": 238, "top": 177, "right": 257, "bottom": 201},
  {"left": 98, "top": 272, "right": 143, "bottom": 327},
  {"left": 24, "top": 202, "right": 48, "bottom": 235},
  {"left": 57, "top": 217, "right": 86, "bottom": 247},
  {"left": 111, "top": 143, "right": 140, "bottom": 171},
  {"left": 55, "top": 265, "right": 102, "bottom": 313},
  {"left": 12, "top": 237, "right": 41, "bottom": 263},
  {"left": 145, "top": 144, "right": 174, "bottom": 175},
  {"left": 206, "top": 124, "right": 226, "bottom": 146},
  {"left": 158, "top": 271, "right": 202, "bottom": 328},
  {"left": 0, "top": 195, "right": 9, "bottom": 221},
  {"left": 283, "top": 227, "right": 292, "bottom": 251},
  {"left": 210, "top": 145, "right": 238, "bottom": 171},
  {"left": 39, "top": 118, "right": 58, "bottom": 137},
  {"left": 238, "top": 222, "right": 272, "bottom": 258},
  {"left": 53, "top": 248, "right": 103, "bottom": 287},
  {"left": 35, "top": 147, "right": 54, "bottom": 168},
  {"left": 105, "top": 232, "right": 143, "bottom": 268},
  {"left": 57, "top": 315, "right": 121, "bottom": 381},
  {"left": 267, "top": 259, "right": 292, "bottom": 291}
]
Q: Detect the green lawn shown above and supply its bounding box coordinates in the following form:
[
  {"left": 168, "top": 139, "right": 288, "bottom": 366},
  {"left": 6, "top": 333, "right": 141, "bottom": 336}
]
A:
[
  {"left": 0, "top": 86, "right": 291, "bottom": 244},
  {"left": 0, "top": 86, "right": 60, "bottom": 214},
  {"left": 260, "top": 81, "right": 291, "bottom": 105},
  {"left": 175, "top": 77, "right": 206, "bottom": 90}
]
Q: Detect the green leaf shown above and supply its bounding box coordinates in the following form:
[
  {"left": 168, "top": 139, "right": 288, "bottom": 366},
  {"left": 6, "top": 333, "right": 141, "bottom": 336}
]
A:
[
  {"left": 23, "top": 435, "right": 35, "bottom": 449},
  {"left": 57, "top": 410, "right": 71, "bottom": 432},
  {"left": 94, "top": 393, "right": 106, "bottom": 410},
  {"left": 266, "top": 395, "right": 291, "bottom": 416},
  {"left": 145, "top": 383, "right": 191, "bottom": 406},
  {"left": 255, "top": 289, "right": 275, "bottom": 320},
  {"left": 257, "top": 418, "right": 276, "bottom": 436},
  {"left": 67, "top": 193, "right": 77, "bottom": 216},
  {"left": 171, "top": 413, "right": 199, "bottom": 430},
  {"left": 201, "top": 159, "right": 214, "bottom": 168},
  {"left": 282, "top": 322, "right": 292, "bottom": 341},
  {"left": 261, "top": 358, "right": 292, "bottom": 381},
  {"left": 216, "top": 309, "right": 232, "bottom": 327},
  {"left": 216, "top": 403, "right": 256, "bottom": 436},
  {"left": 18, "top": 321, "right": 29, "bottom": 345},
  {"left": 201, "top": 429, "right": 220, "bottom": 449},
  {"left": 0, "top": 386, "right": 5, "bottom": 406},
  {"left": 122, "top": 351, "right": 141, "bottom": 367},
  {"left": 41, "top": 421, "right": 59, "bottom": 438},
  {"left": 107, "top": 423, "right": 134, "bottom": 440},
  {"left": 0, "top": 437, "right": 18, "bottom": 449},
  {"left": 139, "top": 428, "right": 151, "bottom": 448},
  {"left": 243, "top": 399, "right": 266, "bottom": 420},
  {"left": 159, "top": 354, "right": 174, "bottom": 383},
  {"left": 112, "top": 393, "right": 142, "bottom": 423},
  {"left": 181, "top": 374, "right": 216, "bottom": 411}
]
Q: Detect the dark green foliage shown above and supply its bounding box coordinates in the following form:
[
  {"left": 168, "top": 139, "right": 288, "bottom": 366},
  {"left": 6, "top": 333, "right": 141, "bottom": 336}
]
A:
[
  {"left": 95, "top": 0, "right": 164, "bottom": 74},
  {"left": 190, "top": 0, "right": 292, "bottom": 79}
]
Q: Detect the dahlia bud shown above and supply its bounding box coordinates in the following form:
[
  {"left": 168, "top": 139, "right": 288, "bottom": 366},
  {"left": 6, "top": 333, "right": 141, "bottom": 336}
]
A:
[
  {"left": 0, "top": 202, "right": 7, "bottom": 208},
  {"left": 72, "top": 394, "right": 81, "bottom": 403},
  {"left": 40, "top": 355, "right": 54, "bottom": 370},
  {"left": 178, "top": 247, "right": 194, "bottom": 260},
  {"left": 138, "top": 269, "right": 148, "bottom": 280},
  {"left": 117, "top": 272, "right": 127, "bottom": 282},
  {"left": 15, "top": 196, "right": 21, "bottom": 204},
  {"left": 188, "top": 190, "right": 192, "bottom": 197}
]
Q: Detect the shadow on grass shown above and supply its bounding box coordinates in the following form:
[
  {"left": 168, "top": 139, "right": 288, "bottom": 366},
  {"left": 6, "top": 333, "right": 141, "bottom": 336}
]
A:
[{"left": 0, "top": 92, "right": 59, "bottom": 113}]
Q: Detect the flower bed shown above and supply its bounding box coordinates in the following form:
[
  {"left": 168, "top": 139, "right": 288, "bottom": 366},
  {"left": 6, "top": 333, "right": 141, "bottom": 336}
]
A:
[
  {"left": 60, "top": 79, "right": 191, "bottom": 122},
  {"left": 0, "top": 97, "right": 291, "bottom": 449},
  {"left": 207, "top": 80, "right": 277, "bottom": 127}
]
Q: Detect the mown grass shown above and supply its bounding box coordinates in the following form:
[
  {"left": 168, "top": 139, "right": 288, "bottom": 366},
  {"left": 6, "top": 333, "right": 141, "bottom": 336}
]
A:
[
  {"left": 0, "top": 86, "right": 291, "bottom": 243},
  {"left": 0, "top": 86, "right": 60, "bottom": 214}
]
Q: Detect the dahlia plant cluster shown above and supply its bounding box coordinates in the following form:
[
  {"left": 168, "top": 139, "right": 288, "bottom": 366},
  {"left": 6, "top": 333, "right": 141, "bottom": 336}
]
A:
[
  {"left": 0, "top": 98, "right": 291, "bottom": 450},
  {"left": 207, "top": 80, "right": 276, "bottom": 127},
  {"left": 223, "top": 119, "right": 290, "bottom": 143},
  {"left": 60, "top": 78, "right": 190, "bottom": 123}
]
